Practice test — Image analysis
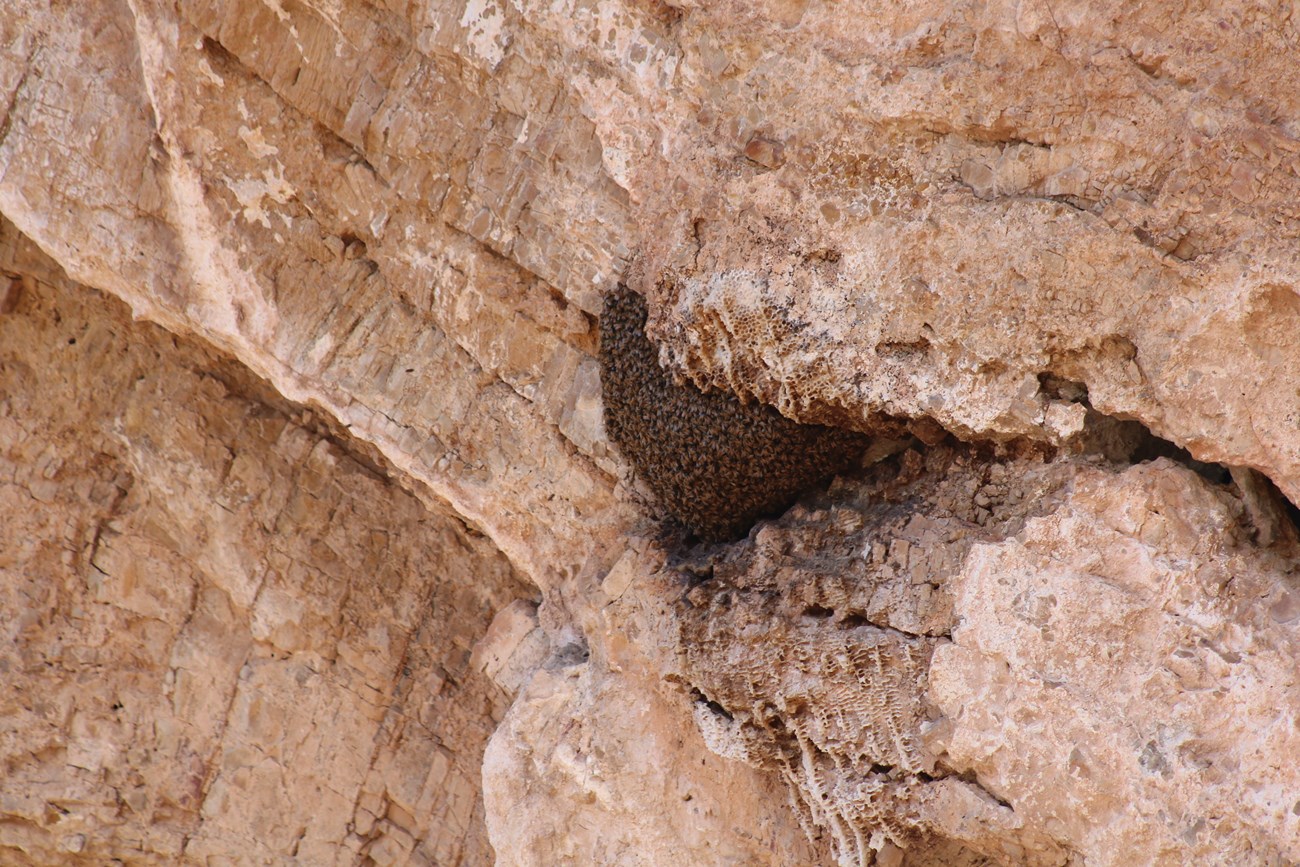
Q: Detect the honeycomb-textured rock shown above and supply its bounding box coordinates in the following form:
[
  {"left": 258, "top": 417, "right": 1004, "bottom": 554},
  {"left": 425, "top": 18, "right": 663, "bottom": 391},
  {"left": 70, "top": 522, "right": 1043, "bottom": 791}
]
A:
[
  {"left": 600, "top": 284, "right": 868, "bottom": 541},
  {"left": 677, "top": 445, "right": 1300, "bottom": 866},
  {"left": 678, "top": 444, "right": 1079, "bottom": 865}
]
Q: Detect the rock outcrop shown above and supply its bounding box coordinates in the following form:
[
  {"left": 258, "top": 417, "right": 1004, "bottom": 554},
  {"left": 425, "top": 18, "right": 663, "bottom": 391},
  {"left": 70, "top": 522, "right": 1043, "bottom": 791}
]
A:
[{"left": 2, "top": 0, "right": 1299, "bottom": 864}]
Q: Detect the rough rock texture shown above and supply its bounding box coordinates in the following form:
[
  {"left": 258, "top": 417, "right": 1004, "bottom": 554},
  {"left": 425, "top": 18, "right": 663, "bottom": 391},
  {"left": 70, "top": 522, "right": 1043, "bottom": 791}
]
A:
[
  {"left": 3, "top": 0, "right": 1300, "bottom": 865},
  {"left": 682, "top": 446, "right": 1300, "bottom": 865},
  {"left": 0, "top": 227, "right": 535, "bottom": 864}
]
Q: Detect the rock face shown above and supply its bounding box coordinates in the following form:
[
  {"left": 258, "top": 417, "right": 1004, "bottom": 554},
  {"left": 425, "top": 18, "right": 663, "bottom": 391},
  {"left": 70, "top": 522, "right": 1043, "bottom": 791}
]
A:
[
  {"left": 0, "top": 224, "right": 534, "bottom": 864},
  {"left": 2, "top": 1, "right": 1300, "bottom": 865},
  {"left": 681, "top": 447, "right": 1300, "bottom": 865}
]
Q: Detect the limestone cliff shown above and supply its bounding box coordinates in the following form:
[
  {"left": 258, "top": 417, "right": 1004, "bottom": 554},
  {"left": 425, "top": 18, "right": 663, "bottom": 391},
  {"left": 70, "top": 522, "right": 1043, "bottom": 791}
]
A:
[{"left": 2, "top": 0, "right": 1299, "bottom": 864}]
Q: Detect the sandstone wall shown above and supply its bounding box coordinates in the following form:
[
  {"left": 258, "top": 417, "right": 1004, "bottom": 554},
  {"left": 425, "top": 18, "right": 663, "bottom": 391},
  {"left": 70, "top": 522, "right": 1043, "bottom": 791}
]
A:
[
  {"left": 2, "top": 0, "right": 1299, "bottom": 864},
  {"left": 0, "top": 224, "right": 536, "bottom": 863}
]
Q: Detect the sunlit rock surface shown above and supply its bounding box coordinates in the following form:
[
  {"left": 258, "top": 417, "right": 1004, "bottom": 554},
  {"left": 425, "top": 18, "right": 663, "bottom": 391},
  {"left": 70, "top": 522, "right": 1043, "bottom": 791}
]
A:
[{"left": 3, "top": 1, "right": 1299, "bottom": 864}]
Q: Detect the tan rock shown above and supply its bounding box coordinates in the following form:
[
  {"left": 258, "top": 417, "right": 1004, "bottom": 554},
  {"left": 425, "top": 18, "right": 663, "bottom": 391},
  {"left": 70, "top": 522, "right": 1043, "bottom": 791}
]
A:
[
  {"left": 3, "top": 0, "right": 1300, "bottom": 864},
  {"left": 678, "top": 450, "right": 1300, "bottom": 865},
  {"left": 0, "top": 236, "right": 530, "bottom": 864}
]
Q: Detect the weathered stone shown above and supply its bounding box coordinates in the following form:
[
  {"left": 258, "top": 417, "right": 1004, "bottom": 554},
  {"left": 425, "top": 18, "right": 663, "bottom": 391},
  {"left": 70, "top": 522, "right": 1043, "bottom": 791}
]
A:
[
  {"left": 0, "top": 238, "right": 531, "bottom": 864},
  {"left": 3, "top": 1, "right": 1300, "bottom": 864}
]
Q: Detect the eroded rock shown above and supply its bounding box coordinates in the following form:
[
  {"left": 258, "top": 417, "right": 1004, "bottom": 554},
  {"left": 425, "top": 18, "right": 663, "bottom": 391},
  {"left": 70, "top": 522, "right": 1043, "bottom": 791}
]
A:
[
  {"left": 3, "top": 0, "right": 1300, "bottom": 864},
  {"left": 678, "top": 447, "right": 1300, "bottom": 865},
  {"left": 0, "top": 236, "right": 533, "bottom": 864}
]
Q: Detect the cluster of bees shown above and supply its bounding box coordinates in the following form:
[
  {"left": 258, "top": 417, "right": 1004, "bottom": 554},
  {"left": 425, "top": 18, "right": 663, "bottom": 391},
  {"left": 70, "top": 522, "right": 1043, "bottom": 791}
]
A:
[{"left": 599, "top": 284, "right": 868, "bottom": 542}]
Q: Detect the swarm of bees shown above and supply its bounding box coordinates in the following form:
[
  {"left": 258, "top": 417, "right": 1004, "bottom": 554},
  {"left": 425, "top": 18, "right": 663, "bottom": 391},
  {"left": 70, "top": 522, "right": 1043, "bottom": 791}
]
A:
[{"left": 600, "top": 284, "right": 869, "bottom": 542}]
